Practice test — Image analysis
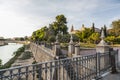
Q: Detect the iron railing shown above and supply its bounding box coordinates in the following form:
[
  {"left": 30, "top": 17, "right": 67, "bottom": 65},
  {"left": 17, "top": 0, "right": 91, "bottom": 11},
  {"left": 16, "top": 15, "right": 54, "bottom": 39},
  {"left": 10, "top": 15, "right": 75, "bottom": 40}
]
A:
[{"left": 0, "top": 50, "right": 118, "bottom": 80}]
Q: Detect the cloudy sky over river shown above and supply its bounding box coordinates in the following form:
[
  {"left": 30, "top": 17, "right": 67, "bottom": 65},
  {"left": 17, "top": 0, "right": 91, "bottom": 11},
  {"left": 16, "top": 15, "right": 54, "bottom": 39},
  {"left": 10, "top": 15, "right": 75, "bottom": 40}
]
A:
[{"left": 0, "top": 0, "right": 120, "bottom": 38}]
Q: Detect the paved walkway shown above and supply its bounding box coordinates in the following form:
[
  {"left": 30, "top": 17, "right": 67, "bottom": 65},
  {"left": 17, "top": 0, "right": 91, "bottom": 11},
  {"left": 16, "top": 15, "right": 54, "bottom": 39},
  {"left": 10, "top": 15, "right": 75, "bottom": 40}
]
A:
[
  {"left": 102, "top": 72, "right": 120, "bottom": 80},
  {"left": 102, "top": 64, "right": 120, "bottom": 80}
]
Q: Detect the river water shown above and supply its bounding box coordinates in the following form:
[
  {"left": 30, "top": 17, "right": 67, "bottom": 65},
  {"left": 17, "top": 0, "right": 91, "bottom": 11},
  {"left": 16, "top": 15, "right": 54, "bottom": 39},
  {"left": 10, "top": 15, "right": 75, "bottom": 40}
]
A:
[{"left": 0, "top": 43, "right": 23, "bottom": 64}]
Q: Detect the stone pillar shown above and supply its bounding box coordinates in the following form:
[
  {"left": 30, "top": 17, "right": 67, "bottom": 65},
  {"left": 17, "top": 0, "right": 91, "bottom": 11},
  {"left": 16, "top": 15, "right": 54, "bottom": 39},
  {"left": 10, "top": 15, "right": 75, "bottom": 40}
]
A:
[
  {"left": 54, "top": 35, "right": 60, "bottom": 57},
  {"left": 96, "top": 39, "right": 110, "bottom": 53},
  {"left": 96, "top": 27, "right": 110, "bottom": 76},
  {"left": 68, "top": 34, "right": 74, "bottom": 57},
  {"left": 96, "top": 27, "right": 110, "bottom": 53},
  {"left": 75, "top": 43, "right": 80, "bottom": 56}
]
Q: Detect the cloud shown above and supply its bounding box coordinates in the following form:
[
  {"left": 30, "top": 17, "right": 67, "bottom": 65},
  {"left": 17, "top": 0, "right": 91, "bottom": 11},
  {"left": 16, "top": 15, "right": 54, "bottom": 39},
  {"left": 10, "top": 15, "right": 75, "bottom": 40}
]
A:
[{"left": 0, "top": 0, "right": 120, "bottom": 38}]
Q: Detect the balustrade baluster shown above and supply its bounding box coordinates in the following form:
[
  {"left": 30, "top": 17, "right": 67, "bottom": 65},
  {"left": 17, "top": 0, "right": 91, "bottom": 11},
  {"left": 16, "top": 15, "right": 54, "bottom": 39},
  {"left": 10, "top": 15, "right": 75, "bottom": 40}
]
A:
[
  {"left": 76, "top": 58, "right": 78, "bottom": 80},
  {"left": 45, "top": 63, "right": 47, "bottom": 80},
  {"left": 18, "top": 68, "right": 21, "bottom": 80},
  {"left": 26, "top": 66, "right": 28, "bottom": 80},
  {"left": 32, "top": 65, "right": 35, "bottom": 80},
  {"left": 10, "top": 69, "right": 13, "bottom": 79},
  {"left": 38, "top": 64, "right": 42, "bottom": 80},
  {"left": 49, "top": 62, "right": 52, "bottom": 80}
]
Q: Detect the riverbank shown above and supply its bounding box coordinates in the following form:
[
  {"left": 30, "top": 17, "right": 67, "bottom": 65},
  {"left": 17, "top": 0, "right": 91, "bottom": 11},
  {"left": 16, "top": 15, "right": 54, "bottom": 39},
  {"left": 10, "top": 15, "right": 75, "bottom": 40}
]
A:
[
  {"left": 0, "top": 45, "right": 25, "bottom": 69},
  {"left": 12, "top": 50, "right": 34, "bottom": 67},
  {"left": 0, "top": 44, "right": 35, "bottom": 69}
]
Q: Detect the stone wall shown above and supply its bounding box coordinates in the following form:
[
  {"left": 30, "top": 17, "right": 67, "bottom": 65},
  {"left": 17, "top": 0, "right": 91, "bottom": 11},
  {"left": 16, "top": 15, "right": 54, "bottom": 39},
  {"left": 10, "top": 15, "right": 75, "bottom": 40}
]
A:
[
  {"left": 30, "top": 42, "right": 55, "bottom": 62},
  {"left": 30, "top": 42, "right": 74, "bottom": 80}
]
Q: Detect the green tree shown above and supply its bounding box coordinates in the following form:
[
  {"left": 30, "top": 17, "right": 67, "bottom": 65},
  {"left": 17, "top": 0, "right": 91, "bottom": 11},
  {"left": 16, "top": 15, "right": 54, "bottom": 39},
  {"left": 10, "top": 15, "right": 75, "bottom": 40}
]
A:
[
  {"left": 59, "top": 34, "right": 70, "bottom": 43},
  {"left": 111, "top": 19, "right": 120, "bottom": 36},
  {"left": 108, "top": 29, "right": 115, "bottom": 36},
  {"left": 91, "top": 23, "right": 95, "bottom": 33},
  {"left": 115, "top": 36, "right": 120, "bottom": 44},
  {"left": 24, "top": 36, "right": 28, "bottom": 40},
  {"left": 31, "top": 26, "right": 48, "bottom": 41},
  {"left": 48, "top": 24, "right": 55, "bottom": 36},
  {"left": 0, "top": 59, "right": 2, "bottom": 66},
  {"left": 88, "top": 32, "right": 100, "bottom": 43},
  {"left": 75, "top": 28, "right": 93, "bottom": 42},
  {"left": 47, "top": 35, "right": 56, "bottom": 42},
  {"left": 103, "top": 25, "right": 107, "bottom": 37},
  {"left": 75, "top": 31, "right": 83, "bottom": 41},
  {"left": 52, "top": 14, "right": 68, "bottom": 35},
  {"left": 105, "top": 36, "right": 115, "bottom": 44}
]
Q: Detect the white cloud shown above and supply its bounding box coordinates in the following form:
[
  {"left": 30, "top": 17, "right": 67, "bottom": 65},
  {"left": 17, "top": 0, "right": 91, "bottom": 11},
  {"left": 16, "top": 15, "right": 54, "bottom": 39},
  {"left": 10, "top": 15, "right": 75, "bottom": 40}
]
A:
[{"left": 0, "top": 0, "right": 120, "bottom": 38}]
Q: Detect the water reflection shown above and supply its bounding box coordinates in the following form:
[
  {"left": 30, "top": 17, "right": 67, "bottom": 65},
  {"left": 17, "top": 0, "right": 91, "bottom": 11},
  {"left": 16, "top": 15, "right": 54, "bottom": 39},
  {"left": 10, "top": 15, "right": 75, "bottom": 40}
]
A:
[{"left": 0, "top": 43, "right": 23, "bottom": 64}]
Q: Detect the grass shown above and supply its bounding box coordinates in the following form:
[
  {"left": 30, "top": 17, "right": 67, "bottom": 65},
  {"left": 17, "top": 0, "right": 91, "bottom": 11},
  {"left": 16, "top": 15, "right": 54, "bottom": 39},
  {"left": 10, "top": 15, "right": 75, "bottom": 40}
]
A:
[
  {"left": 80, "top": 43, "right": 96, "bottom": 48},
  {"left": 60, "top": 42, "right": 96, "bottom": 49}
]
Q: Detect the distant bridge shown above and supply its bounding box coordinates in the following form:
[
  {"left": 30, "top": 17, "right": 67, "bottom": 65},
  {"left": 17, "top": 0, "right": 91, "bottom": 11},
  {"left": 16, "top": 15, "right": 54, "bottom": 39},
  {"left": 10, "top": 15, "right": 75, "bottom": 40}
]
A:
[{"left": 3, "top": 40, "right": 29, "bottom": 44}]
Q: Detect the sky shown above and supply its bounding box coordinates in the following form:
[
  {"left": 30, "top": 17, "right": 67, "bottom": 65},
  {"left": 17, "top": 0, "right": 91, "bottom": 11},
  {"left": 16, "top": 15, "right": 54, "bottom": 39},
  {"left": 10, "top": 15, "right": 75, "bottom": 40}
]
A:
[{"left": 0, "top": 0, "right": 120, "bottom": 38}]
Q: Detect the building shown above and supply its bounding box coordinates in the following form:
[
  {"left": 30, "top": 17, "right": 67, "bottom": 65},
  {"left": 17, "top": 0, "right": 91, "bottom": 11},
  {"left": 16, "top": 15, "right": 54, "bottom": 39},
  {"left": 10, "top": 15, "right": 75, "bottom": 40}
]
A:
[{"left": 70, "top": 23, "right": 101, "bottom": 34}]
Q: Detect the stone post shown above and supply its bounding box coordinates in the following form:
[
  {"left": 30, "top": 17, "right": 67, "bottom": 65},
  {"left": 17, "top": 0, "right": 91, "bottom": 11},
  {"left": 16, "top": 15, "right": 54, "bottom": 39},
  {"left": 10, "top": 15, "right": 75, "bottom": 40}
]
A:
[
  {"left": 54, "top": 34, "right": 60, "bottom": 57},
  {"left": 96, "top": 28, "right": 110, "bottom": 53},
  {"left": 75, "top": 43, "right": 80, "bottom": 56},
  {"left": 68, "top": 34, "right": 74, "bottom": 57},
  {"left": 96, "top": 27, "right": 110, "bottom": 77}
]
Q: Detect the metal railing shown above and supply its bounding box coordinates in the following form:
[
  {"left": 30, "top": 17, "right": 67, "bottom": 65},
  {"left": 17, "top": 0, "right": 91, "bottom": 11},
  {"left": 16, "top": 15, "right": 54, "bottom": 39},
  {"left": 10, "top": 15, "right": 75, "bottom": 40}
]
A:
[{"left": 0, "top": 50, "right": 118, "bottom": 80}]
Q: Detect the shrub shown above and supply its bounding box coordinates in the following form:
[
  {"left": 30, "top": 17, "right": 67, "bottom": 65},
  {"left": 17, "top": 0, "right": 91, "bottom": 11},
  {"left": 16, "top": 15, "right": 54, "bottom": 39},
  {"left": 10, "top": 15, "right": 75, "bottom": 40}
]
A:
[
  {"left": 20, "top": 51, "right": 32, "bottom": 60},
  {"left": 0, "top": 59, "right": 2, "bottom": 66}
]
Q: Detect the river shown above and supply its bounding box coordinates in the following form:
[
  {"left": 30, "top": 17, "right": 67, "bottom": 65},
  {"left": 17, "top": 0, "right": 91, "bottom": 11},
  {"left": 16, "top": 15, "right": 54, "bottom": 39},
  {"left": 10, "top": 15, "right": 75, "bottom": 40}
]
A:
[{"left": 0, "top": 43, "right": 23, "bottom": 64}]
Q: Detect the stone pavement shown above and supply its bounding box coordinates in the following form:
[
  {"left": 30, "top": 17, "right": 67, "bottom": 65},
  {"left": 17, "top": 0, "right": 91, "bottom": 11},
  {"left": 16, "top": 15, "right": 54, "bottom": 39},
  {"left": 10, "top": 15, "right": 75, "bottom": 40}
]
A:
[
  {"left": 102, "top": 72, "right": 120, "bottom": 80},
  {"left": 101, "top": 62, "right": 120, "bottom": 80}
]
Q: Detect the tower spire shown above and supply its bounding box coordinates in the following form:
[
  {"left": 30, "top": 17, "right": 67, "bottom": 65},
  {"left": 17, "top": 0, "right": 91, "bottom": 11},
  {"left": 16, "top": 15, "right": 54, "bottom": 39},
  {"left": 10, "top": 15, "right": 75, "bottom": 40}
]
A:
[{"left": 70, "top": 25, "right": 74, "bottom": 32}]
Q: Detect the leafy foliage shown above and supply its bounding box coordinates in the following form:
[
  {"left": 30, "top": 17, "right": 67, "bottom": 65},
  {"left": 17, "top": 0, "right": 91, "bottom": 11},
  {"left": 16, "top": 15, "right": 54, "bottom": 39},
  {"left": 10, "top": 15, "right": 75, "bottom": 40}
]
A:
[
  {"left": 47, "top": 35, "right": 56, "bottom": 42},
  {"left": 31, "top": 14, "right": 68, "bottom": 42},
  {"left": 31, "top": 26, "right": 48, "bottom": 41},
  {"left": 0, "top": 59, "right": 2, "bottom": 66},
  {"left": 88, "top": 32, "right": 100, "bottom": 44},
  {"left": 91, "top": 23, "right": 95, "bottom": 33},
  {"left": 31, "top": 15, "right": 120, "bottom": 44},
  {"left": 50, "top": 14, "right": 68, "bottom": 35},
  {"left": 110, "top": 19, "right": 120, "bottom": 36},
  {"left": 105, "top": 36, "right": 115, "bottom": 44},
  {"left": 103, "top": 25, "right": 107, "bottom": 37},
  {"left": 20, "top": 51, "right": 32, "bottom": 60},
  {"left": 75, "top": 28, "right": 93, "bottom": 42}
]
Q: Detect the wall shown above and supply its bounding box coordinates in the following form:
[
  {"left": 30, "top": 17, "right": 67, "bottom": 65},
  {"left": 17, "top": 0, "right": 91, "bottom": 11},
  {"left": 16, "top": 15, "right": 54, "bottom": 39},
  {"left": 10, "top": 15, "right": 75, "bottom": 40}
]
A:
[{"left": 30, "top": 42, "right": 55, "bottom": 62}]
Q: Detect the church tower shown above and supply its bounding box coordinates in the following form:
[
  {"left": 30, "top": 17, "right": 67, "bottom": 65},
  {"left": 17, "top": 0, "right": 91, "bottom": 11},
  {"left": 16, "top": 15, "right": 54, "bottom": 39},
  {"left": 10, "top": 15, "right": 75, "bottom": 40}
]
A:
[{"left": 70, "top": 25, "right": 74, "bottom": 32}]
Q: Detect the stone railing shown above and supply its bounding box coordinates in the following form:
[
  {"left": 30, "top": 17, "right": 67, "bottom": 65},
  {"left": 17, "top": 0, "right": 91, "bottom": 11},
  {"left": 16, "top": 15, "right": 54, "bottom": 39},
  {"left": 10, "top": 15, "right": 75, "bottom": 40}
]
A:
[{"left": 0, "top": 50, "right": 118, "bottom": 80}]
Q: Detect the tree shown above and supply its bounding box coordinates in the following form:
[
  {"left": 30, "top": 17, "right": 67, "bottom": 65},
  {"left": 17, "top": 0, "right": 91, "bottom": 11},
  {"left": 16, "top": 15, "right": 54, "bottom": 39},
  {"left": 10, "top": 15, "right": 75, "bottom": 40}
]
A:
[
  {"left": 75, "top": 28, "right": 93, "bottom": 42},
  {"left": 105, "top": 36, "right": 115, "bottom": 44},
  {"left": 107, "top": 29, "right": 115, "bottom": 36},
  {"left": 24, "top": 36, "right": 28, "bottom": 40},
  {"left": 47, "top": 35, "right": 56, "bottom": 42},
  {"left": 0, "top": 59, "right": 2, "bottom": 66},
  {"left": 52, "top": 14, "right": 68, "bottom": 35},
  {"left": 31, "top": 26, "right": 48, "bottom": 41},
  {"left": 59, "top": 34, "right": 70, "bottom": 43},
  {"left": 91, "top": 23, "right": 95, "bottom": 33},
  {"left": 111, "top": 19, "right": 120, "bottom": 36},
  {"left": 103, "top": 25, "right": 107, "bottom": 37},
  {"left": 88, "top": 32, "right": 100, "bottom": 44}
]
